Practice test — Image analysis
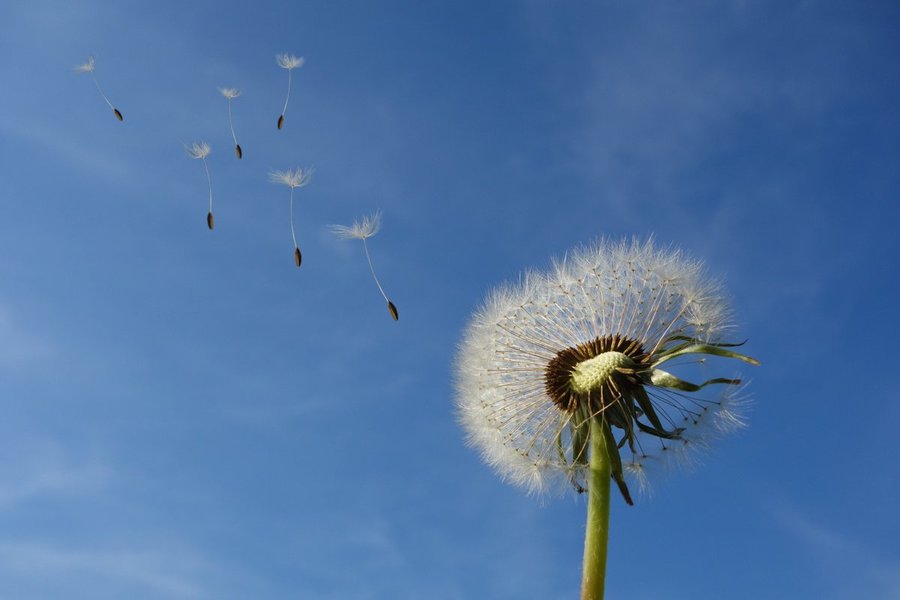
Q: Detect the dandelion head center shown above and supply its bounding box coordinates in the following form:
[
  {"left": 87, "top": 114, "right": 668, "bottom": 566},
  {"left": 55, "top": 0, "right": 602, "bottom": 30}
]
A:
[
  {"left": 543, "top": 335, "right": 647, "bottom": 414},
  {"left": 570, "top": 352, "right": 634, "bottom": 395}
]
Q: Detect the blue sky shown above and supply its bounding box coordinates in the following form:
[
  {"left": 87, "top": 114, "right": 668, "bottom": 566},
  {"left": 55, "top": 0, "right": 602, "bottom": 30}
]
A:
[{"left": 1, "top": 1, "right": 898, "bottom": 598}]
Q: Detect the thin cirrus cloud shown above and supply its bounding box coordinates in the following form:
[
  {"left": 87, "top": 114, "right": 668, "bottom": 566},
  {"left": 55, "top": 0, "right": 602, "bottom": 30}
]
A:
[
  {"left": 0, "top": 304, "right": 54, "bottom": 371},
  {"left": 772, "top": 500, "right": 900, "bottom": 599},
  {"left": 0, "top": 541, "right": 210, "bottom": 599},
  {"left": 0, "top": 117, "right": 134, "bottom": 188},
  {"left": 0, "top": 437, "right": 111, "bottom": 509}
]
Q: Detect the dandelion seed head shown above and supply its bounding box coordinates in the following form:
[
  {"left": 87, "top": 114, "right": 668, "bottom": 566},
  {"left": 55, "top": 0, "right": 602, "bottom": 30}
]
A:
[
  {"left": 185, "top": 141, "right": 211, "bottom": 159},
  {"left": 454, "top": 238, "right": 756, "bottom": 498},
  {"left": 329, "top": 211, "right": 382, "bottom": 240},
  {"left": 269, "top": 167, "right": 313, "bottom": 189},
  {"left": 219, "top": 87, "right": 241, "bottom": 99},
  {"left": 276, "top": 54, "right": 305, "bottom": 70},
  {"left": 74, "top": 56, "right": 96, "bottom": 73}
]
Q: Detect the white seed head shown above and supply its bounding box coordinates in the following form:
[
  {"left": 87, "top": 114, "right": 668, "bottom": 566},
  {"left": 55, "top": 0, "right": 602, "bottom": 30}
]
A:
[
  {"left": 185, "top": 141, "right": 211, "bottom": 159},
  {"left": 74, "top": 55, "right": 96, "bottom": 73},
  {"left": 329, "top": 211, "right": 383, "bottom": 240},
  {"left": 219, "top": 87, "right": 241, "bottom": 99},
  {"left": 454, "top": 238, "right": 752, "bottom": 497},
  {"left": 276, "top": 53, "right": 305, "bottom": 70},
  {"left": 269, "top": 167, "right": 313, "bottom": 189}
]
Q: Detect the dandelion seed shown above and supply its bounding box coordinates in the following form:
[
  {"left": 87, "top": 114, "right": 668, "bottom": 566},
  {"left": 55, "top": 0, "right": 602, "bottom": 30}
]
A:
[
  {"left": 186, "top": 142, "right": 214, "bottom": 230},
  {"left": 275, "top": 53, "right": 304, "bottom": 130},
  {"left": 219, "top": 87, "right": 243, "bottom": 159},
  {"left": 454, "top": 238, "right": 758, "bottom": 599},
  {"left": 74, "top": 55, "right": 123, "bottom": 122},
  {"left": 269, "top": 167, "right": 312, "bottom": 266},
  {"left": 330, "top": 211, "right": 399, "bottom": 321}
]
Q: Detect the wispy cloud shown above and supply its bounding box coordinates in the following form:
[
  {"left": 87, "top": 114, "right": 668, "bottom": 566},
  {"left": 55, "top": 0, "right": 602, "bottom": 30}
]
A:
[
  {"left": 0, "top": 541, "right": 208, "bottom": 599},
  {"left": 572, "top": 34, "right": 767, "bottom": 223},
  {"left": 0, "top": 437, "right": 111, "bottom": 509},
  {"left": 0, "top": 303, "right": 54, "bottom": 371},
  {"left": 773, "top": 500, "right": 900, "bottom": 599},
  {"left": 0, "top": 116, "right": 134, "bottom": 187}
]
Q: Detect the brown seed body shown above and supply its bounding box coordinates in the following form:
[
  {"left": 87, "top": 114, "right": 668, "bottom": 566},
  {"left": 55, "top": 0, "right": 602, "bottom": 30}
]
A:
[
  {"left": 277, "top": 115, "right": 285, "bottom": 130},
  {"left": 387, "top": 301, "right": 399, "bottom": 321},
  {"left": 235, "top": 144, "right": 242, "bottom": 159},
  {"left": 207, "top": 212, "right": 214, "bottom": 230},
  {"left": 113, "top": 108, "right": 123, "bottom": 121},
  {"left": 294, "top": 247, "right": 302, "bottom": 267}
]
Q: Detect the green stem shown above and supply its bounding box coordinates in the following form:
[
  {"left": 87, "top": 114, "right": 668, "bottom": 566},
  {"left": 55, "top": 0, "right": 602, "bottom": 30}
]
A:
[{"left": 580, "top": 417, "right": 611, "bottom": 600}]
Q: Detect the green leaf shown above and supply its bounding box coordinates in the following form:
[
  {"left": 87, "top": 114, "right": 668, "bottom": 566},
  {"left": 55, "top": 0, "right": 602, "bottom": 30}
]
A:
[
  {"left": 571, "top": 414, "right": 590, "bottom": 467},
  {"left": 652, "top": 343, "right": 760, "bottom": 368},
  {"left": 556, "top": 427, "right": 568, "bottom": 466},
  {"left": 650, "top": 369, "right": 742, "bottom": 391},
  {"left": 661, "top": 335, "right": 749, "bottom": 348},
  {"left": 633, "top": 386, "right": 673, "bottom": 437},
  {"left": 601, "top": 418, "right": 633, "bottom": 506}
]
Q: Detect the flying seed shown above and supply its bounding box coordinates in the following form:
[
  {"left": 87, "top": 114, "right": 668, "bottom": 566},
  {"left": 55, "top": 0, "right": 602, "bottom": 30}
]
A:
[
  {"left": 329, "top": 212, "right": 399, "bottom": 322},
  {"left": 186, "top": 142, "right": 214, "bottom": 231},
  {"left": 207, "top": 212, "right": 214, "bottom": 230},
  {"left": 219, "top": 88, "right": 242, "bottom": 161},
  {"left": 269, "top": 167, "right": 313, "bottom": 268},
  {"left": 74, "top": 56, "right": 124, "bottom": 122},
  {"left": 275, "top": 54, "right": 304, "bottom": 131}
]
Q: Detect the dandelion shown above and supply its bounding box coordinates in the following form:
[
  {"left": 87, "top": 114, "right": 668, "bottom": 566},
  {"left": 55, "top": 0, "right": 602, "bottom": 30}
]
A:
[
  {"left": 185, "top": 142, "right": 214, "bottom": 230},
  {"left": 219, "top": 87, "right": 243, "bottom": 159},
  {"left": 454, "top": 238, "right": 758, "bottom": 599},
  {"left": 275, "top": 53, "right": 304, "bottom": 130},
  {"left": 269, "top": 167, "right": 313, "bottom": 266},
  {"left": 74, "top": 55, "right": 123, "bottom": 121},
  {"left": 329, "top": 211, "right": 399, "bottom": 321}
]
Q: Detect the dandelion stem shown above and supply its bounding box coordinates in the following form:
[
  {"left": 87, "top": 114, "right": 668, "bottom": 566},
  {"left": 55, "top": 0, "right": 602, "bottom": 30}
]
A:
[
  {"left": 580, "top": 417, "right": 611, "bottom": 600},
  {"left": 362, "top": 238, "right": 389, "bottom": 304},
  {"left": 91, "top": 73, "right": 115, "bottom": 110},
  {"left": 289, "top": 187, "right": 298, "bottom": 249},
  {"left": 202, "top": 157, "right": 213, "bottom": 215},
  {"left": 281, "top": 68, "right": 292, "bottom": 117},
  {"left": 227, "top": 99, "right": 238, "bottom": 147}
]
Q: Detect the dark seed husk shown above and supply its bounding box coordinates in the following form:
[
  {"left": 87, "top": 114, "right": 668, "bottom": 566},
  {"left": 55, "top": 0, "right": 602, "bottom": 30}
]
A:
[
  {"left": 387, "top": 301, "right": 399, "bottom": 321},
  {"left": 294, "top": 247, "right": 302, "bottom": 267},
  {"left": 277, "top": 114, "right": 284, "bottom": 130},
  {"left": 113, "top": 108, "right": 123, "bottom": 121},
  {"left": 235, "top": 144, "right": 242, "bottom": 159},
  {"left": 207, "top": 212, "right": 214, "bottom": 230}
]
